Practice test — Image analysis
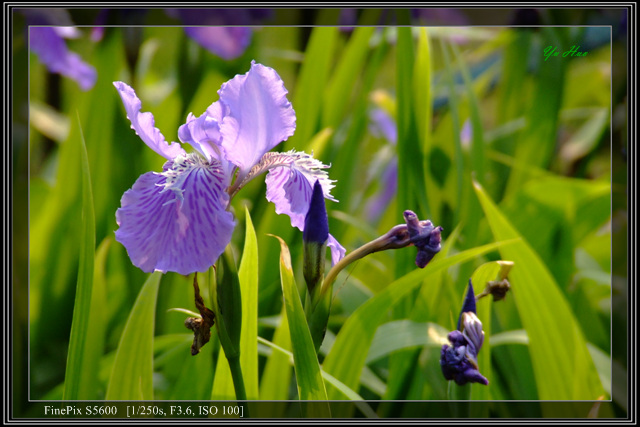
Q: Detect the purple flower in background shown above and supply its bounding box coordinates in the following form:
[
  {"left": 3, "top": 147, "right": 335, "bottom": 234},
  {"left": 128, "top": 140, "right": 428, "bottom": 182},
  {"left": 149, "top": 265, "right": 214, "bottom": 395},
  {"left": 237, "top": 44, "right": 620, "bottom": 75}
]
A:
[
  {"left": 114, "top": 61, "right": 344, "bottom": 275},
  {"left": 440, "top": 280, "right": 488, "bottom": 386},
  {"left": 365, "top": 107, "right": 398, "bottom": 223},
  {"left": 24, "top": 9, "right": 97, "bottom": 90},
  {"left": 166, "top": 9, "right": 272, "bottom": 60}
]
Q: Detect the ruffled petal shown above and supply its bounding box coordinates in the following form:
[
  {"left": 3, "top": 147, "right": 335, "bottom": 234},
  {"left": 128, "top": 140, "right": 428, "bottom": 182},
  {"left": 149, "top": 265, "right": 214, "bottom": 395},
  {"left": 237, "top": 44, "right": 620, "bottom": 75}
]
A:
[
  {"left": 218, "top": 61, "right": 296, "bottom": 176},
  {"left": 115, "top": 155, "right": 235, "bottom": 275},
  {"left": 265, "top": 165, "right": 311, "bottom": 230},
  {"left": 113, "top": 81, "right": 186, "bottom": 160},
  {"left": 263, "top": 150, "right": 336, "bottom": 229},
  {"left": 30, "top": 27, "right": 97, "bottom": 91}
]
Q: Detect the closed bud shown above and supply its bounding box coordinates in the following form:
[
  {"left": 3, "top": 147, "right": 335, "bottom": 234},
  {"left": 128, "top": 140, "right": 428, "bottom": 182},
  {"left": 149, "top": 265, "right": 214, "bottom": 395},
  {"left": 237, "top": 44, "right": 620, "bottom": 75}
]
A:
[{"left": 303, "top": 180, "right": 329, "bottom": 297}]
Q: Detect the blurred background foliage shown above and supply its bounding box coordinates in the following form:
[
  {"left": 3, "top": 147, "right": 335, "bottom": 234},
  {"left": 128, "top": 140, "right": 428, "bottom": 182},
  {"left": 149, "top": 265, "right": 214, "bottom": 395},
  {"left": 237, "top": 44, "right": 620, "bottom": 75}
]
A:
[{"left": 13, "top": 7, "right": 628, "bottom": 419}]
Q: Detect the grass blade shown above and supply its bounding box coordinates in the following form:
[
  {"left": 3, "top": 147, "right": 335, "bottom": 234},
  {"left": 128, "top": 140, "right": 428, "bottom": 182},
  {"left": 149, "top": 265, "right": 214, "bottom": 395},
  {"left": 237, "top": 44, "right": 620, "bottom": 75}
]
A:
[
  {"left": 272, "top": 236, "right": 330, "bottom": 415},
  {"left": 323, "top": 238, "right": 516, "bottom": 399},
  {"left": 62, "top": 121, "right": 100, "bottom": 400},
  {"left": 105, "top": 272, "right": 162, "bottom": 400},
  {"left": 322, "top": 26, "right": 376, "bottom": 128},
  {"left": 473, "top": 180, "right": 605, "bottom": 400},
  {"left": 259, "top": 308, "right": 292, "bottom": 403},
  {"left": 238, "top": 207, "right": 259, "bottom": 400},
  {"left": 285, "top": 27, "right": 338, "bottom": 152}
]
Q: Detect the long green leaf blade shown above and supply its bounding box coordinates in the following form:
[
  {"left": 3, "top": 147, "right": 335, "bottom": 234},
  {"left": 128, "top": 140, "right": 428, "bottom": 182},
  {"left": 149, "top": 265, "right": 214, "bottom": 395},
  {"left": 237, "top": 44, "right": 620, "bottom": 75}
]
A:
[
  {"left": 259, "top": 307, "right": 292, "bottom": 402},
  {"left": 285, "top": 27, "right": 338, "bottom": 151},
  {"left": 273, "top": 236, "right": 330, "bottom": 415},
  {"left": 323, "top": 238, "right": 515, "bottom": 399},
  {"left": 473, "top": 180, "right": 605, "bottom": 400},
  {"left": 106, "top": 272, "right": 161, "bottom": 400},
  {"left": 238, "top": 207, "right": 259, "bottom": 400},
  {"left": 63, "top": 121, "right": 99, "bottom": 400},
  {"left": 322, "top": 26, "right": 375, "bottom": 128}
]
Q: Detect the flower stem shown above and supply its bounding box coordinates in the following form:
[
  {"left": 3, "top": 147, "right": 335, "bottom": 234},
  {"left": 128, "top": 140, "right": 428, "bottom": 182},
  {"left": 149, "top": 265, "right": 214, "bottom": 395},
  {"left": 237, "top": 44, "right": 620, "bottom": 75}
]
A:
[
  {"left": 447, "top": 382, "right": 471, "bottom": 417},
  {"left": 321, "top": 224, "right": 411, "bottom": 298},
  {"left": 227, "top": 354, "right": 249, "bottom": 417}
]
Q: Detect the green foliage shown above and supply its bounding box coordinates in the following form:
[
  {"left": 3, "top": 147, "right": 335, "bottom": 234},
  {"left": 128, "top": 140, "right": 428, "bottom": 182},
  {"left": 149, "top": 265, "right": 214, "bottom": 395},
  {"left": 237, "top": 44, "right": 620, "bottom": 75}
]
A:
[
  {"left": 105, "top": 272, "right": 161, "bottom": 400},
  {"left": 23, "top": 19, "right": 618, "bottom": 420},
  {"left": 274, "top": 236, "right": 331, "bottom": 415}
]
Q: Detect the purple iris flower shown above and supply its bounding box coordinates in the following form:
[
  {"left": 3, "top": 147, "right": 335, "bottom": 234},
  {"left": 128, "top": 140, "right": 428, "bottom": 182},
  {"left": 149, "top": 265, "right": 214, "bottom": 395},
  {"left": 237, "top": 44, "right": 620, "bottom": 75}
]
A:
[
  {"left": 114, "top": 61, "right": 345, "bottom": 275},
  {"left": 25, "top": 9, "right": 97, "bottom": 91},
  {"left": 440, "top": 280, "right": 488, "bottom": 386},
  {"left": 365, "top": 107, "right": 398, "bottom": 223},
  {"left": 166, "top": 9, "right": 272, "bottom": 60}
]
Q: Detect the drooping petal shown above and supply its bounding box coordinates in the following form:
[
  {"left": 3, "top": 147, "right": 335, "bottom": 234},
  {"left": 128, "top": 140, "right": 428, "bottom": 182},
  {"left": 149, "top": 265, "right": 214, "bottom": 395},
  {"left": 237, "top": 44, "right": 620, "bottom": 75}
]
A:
[
  {"left": 265, "top": 166, "right": 311, "bottom": 230},
  {"left": 29, "top": 27, "right": 97, "bottom": 91},
  {"left": 113, "top": 81, "right": 186, "bottom": 160},
  {"left": 264, "top": 151, "right": 336, "bottom": 231},
  {"left": 115, "top": 154, "right": 235, "bottom": 275},
  {"left": 327, "top": 234, "right": 346, "bottom": 266},
  {"left": 218, "top": 61, "right": 296, "bottom": 176}
]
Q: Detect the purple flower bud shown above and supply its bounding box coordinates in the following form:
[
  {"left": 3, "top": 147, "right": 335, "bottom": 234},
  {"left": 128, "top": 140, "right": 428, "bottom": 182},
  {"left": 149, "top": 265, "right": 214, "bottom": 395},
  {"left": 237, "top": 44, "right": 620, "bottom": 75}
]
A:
[
  {"left": 303, "top": 180, "right": 330, "bottom": 297},
  {"left": 457, "top": 279, "right": 477, "bottom": 330},
  {"left": 403, "top": 210, "right": 443, "bottom": 268},
  {"left": 440, "top": 331, "right": 488, "bottom": 386},
  {"left": 303, "top": 181, "right": 329, "bottom": 245},
  {"left": 440, "top": 280, "right": 488, "bottom": 386}
]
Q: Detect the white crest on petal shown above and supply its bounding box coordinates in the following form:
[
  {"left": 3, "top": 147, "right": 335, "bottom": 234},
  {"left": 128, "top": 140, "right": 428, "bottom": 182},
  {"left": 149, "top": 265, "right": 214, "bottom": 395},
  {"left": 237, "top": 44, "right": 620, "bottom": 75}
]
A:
[
  {"left": 156, "top": 153, "right": 229, "bottom": 206},
  {"left": 240, "top": 149, "right": 337, "bottom": 201}
]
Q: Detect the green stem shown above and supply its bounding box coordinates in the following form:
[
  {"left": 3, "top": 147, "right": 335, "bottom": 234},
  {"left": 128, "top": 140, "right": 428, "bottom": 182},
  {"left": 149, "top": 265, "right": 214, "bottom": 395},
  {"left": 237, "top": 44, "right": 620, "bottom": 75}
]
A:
[
  {"left": 227, "top": 355, "right": 249, "bottom": 417},
  {"left": 447, "top": 381, "right": 471, "bottom": 417},
  {"left": 322, "top": 224, "right": 411, "bottom": 296}
]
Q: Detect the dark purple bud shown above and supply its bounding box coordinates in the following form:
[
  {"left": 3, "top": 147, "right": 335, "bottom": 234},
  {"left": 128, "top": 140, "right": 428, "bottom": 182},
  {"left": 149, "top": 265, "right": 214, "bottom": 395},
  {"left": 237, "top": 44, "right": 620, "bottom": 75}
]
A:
[
  {"left": 440, "top": 280, "right": 488, "bottom": 386},
  {"left": 403, "top": 210, "right": 443, "bottom": 268},
  {"left": 303, "top": 181, "right": 329, "bottom": 245},
  {"left": 457, "top": 279, "right": 477, "bottom": 330},
  {"left": 440, "top": 331, "right": 488, "bottom": 386}
]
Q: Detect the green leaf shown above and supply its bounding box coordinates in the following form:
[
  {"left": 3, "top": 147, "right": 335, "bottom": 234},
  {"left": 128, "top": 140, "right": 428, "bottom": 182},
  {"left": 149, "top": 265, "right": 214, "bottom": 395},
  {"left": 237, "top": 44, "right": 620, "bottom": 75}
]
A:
[
  {"left": 439, "top": 38, "right": 464, "bottom": 227},
  {"left": 469, "top": 261, "right": 512, "bottom": 404},
  {"left": 259, "top": 308, "right": 292, "bottom": 402},
  {"left": 322, "top": 26, "right": 376, "bottom": 128},
  {"left": 272, "top": 236, "right": 330, "bottom": 415},
  {"left": 284, "top": 27, "right": 338, "bottom": 152},
  {"left": 211, "top": 346, "right": 236, "bottom": 400},
  {"left": 473, "top": 180, "right": 605, "bottom": 400},
  {"left": 323, "top": 238, "right": 515, "bottom": 399},
  {"left": 63, "top": 123, "right": 100, "bottom": 400},
  {"left": 505, "top": 28, "right": 567, "bottom": 197},
  {"left": 366, "top": 320, "right": 449, "bottom": 364},
  {"left": 258, "top": 337, "right": 377, "bottom": 418},
  {"left": 105, "top": 272, "right": 162, "bottom": 400},
  {"left": 238, "top": 207, "right": 259, "bottom": 400}
]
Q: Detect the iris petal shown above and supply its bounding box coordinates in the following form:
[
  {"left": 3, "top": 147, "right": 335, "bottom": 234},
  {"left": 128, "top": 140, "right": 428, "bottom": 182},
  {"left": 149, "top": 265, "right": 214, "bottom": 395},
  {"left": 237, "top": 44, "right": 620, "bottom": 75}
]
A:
[
  {"left": 30, "top": 27, "right": 97, "bottom": 91},
  {"left": 184, "top": 26, "right": 252, "bottom": 60},
  {"left": 219, "top": 61, "right": 296, "bottom": 176},
  {"left": 265, "top": 165, "right": 311, "bottom": 230},
  {"left": 115, "top": 157, "right": 235, "bottom": 275},
  {"left": 113, "top": 81, "right": 186, "bottom": 160},
  {"left": 327, "top": 234, "right": 346, "bottom": 266}
]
